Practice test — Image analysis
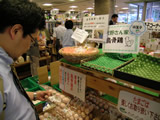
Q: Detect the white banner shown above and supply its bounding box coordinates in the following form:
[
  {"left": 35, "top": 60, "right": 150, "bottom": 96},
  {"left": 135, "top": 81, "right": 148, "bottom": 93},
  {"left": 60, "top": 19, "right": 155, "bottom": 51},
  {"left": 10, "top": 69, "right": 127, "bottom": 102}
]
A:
[
  {"left": 83, "top": 14, "right": 109, "bottom": 42},
  {"left": 118, "top": 91, "right": 160, "bottom": 120},
  {"left": 103, "top": 24, "right": 140, "bottom": 53},
  {"left": 59, "top": 66, "right": 86, "bottom": 101}
]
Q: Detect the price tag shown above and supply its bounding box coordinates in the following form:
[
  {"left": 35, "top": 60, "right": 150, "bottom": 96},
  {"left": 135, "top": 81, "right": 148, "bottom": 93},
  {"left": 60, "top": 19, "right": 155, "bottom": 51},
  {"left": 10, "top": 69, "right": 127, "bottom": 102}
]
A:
[
  {"left": 118, "top": 91, "right": 160, "bottom": 120},
  {"left": 71, "top": 28, "right": 88, "bottom": 43}
]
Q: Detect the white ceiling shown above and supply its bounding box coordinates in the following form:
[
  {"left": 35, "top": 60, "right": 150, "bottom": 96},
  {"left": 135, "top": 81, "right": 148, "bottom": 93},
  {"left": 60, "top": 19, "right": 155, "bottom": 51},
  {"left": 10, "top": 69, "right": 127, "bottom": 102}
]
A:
[
  {"left": 32, "top": 0, "right": 160, "bottom": 13},
  {"left": 32, "top": 0, "right": 131, "bottom": 13}
]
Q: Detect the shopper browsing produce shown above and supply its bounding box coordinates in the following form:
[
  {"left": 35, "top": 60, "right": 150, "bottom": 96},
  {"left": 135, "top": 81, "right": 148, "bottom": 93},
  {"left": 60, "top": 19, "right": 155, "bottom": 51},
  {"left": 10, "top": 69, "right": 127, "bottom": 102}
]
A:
[
  {"left": 62, "top": 20, "right": 75, "bottom": 48},
  {"left": 0, "top": 0, "right": 51, "bottom": 120}
]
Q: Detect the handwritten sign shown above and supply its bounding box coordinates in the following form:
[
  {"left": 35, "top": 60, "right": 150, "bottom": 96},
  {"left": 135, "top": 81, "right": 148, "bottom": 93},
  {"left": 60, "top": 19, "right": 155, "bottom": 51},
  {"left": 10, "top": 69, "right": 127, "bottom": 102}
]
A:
[
  {"left": 130, "top": 21, "right": 147, "bottom": 36},
  {"left": 103, "top": 24, "right": 140, "bottom": 53},
  {"left": 118, "top": 91, "right": 160, "bottom": 120},
  {"left": 71, "top": 28, "right": 88, "bottom": 43},
  {"left": 59, "top": 66, "right": 86, "bottom": 101},
  {"left": 83, "top": 15, "right": 109, "bottom": 42},
  {"left": 145, "top": 22, "right": 160, "bottom": 32}
]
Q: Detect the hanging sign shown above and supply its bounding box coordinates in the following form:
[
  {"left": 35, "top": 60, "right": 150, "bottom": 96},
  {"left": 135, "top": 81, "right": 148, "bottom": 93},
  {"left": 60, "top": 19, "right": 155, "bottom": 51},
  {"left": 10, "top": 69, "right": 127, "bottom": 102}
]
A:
[
  {"left": 118, "top": 91, "right": 160, "bottom": 120},
  {"left": 59, "top": 66, "right": 86, "bottom": 101},
  {"left": 71, "top": 28, "right": 89, "bottom": 43},
  {"left": 83, "top": 14, "right": 109, "bottom": 42},
  {"left": 145, "top": 22, "right": 160, "bottom": 32},
  {"left": 130, "top": 21, "right": 147, "bottom": 36},
  {"left": 103, "top": 24, "right": 140, "bottom": 53}
]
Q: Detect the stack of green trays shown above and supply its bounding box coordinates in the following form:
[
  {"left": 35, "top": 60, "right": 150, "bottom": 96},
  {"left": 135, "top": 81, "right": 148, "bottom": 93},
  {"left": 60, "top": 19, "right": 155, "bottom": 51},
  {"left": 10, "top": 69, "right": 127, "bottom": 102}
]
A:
[
  {"left": 82, "top": 53, "right": 135, "bottom": 74},
  {"left": 20, "top": 79, "right": 39, "bottom": 91},
  {"left": 119, "top": 53, "right": 160, "bottom": 83}
]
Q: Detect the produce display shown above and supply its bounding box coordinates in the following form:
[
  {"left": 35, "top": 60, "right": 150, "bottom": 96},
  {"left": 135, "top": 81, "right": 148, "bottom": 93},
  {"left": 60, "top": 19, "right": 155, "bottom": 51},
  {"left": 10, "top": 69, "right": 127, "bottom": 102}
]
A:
[
  {"left": 59, "top": 46, "right": 99, "bottom": 63},
  {"left": 39, "top": 88, "right": 130, "bottom": 120},
  {"left": 82, "top": 53, "right": 135, "bottom": 74},
  {"left": 118, "top": 53, "right": 160, "bottom": 82}
]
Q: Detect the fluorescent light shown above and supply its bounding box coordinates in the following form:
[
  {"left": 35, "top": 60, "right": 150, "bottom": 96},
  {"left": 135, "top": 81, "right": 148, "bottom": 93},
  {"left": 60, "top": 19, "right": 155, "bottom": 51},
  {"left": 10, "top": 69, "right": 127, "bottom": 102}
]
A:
[
  {"left": 152, "top": 6, "right": 159, "bottom": 8},
  {"left": 119, "top": 11, "right": 124, "bottom": 13},
  {"left": 70, "top": 6, "right": 78, "bottom": 8},
  {"left": 43, "top": 3, "right": 53, "bottom": 6},
  {"left": 131, "top": 9, "right": 137, "bottom": 12},
  {"left": 69, "top": 9, "right": 75, "bottom": 11},
  {"left": 53, "top": 8, "right": 59, "bottom": 10},
  {"left": 83, "top": 10, "right": 88, "bottom": 13},
  {"left": 122, "top": 7, "right": 128, "bottom": 10},
  {"left": 69, "top": 0, "right": 75, "bottom": 1},
  {"left": 115, "top": 5, "right": 118, "bottom": 7},
  {"left": 87, "top": 7, "right": 93, "bottom": 10}
]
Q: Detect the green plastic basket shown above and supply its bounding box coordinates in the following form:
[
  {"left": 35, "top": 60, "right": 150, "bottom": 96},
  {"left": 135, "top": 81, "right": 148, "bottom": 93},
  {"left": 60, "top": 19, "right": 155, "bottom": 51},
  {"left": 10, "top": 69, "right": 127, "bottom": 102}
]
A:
[
  {"left": 20, "top": 79, "right": 39, "bottom": 91},
  {"left": 82, "top": 53, "right": 136, "bottom": 74},
  {"left": 53, "top": 84, "right": 61, "bottom": 92}
]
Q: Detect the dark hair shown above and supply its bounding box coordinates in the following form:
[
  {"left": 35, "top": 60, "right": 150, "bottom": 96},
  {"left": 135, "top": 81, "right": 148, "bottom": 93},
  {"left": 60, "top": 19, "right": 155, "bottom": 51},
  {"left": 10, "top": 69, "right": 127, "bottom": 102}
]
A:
[
  {"left": 56, "top": 21, "right": 62, "bottom": 25},
  {"left": 65, "top": 20, "right": 73, "bottom": 29},
  {"left": 0, "top": 0, "right": 45, "bottom": 37},
  {"left": 111, "top": 14, "right": 118, "bottom": 18}
]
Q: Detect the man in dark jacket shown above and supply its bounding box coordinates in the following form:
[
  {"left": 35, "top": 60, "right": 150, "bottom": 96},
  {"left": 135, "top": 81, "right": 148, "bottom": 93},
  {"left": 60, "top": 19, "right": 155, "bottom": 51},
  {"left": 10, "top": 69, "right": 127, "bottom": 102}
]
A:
[{"left": 109, "top": 14, "right": 118, "bottom": 25}]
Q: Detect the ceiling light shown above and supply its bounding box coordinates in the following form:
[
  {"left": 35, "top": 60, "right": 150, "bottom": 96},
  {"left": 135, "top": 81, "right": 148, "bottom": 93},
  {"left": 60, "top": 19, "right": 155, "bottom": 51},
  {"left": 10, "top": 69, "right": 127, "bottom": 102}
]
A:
[
  {"left": 70, "top": 6, "right": 78, "bottom": 8},
  {"left": 43, "top": 3, "right": 53, "bottom": 6},
  {"left": 69, "top": 9, "right": 75, "bottom": 11},
  {"left": 122, "top": 7, "right": 129, "bottom": 10},
  {"left": 131, "top": 9, "right": 137, "bottom": 12},
  {"left": 115, "top": 5, "right": 118, "bottom": 7},
  {"left": 152, "top": 6, "right": 159, "bottom": 8},
  {"left": 53, "top": 8, "right": 59, "bottom": 10},
  {"left": 87, "top": 7, "right": 93, "bottom": 10},
  {"left": 69, "top": 0, "right": 75, "bottom": 1},
  {"left": 119, "top": 11, "right": 124, "bottom": 13},
  {"left": 83, "top": 10, "right": 88, "bottom": 13}
]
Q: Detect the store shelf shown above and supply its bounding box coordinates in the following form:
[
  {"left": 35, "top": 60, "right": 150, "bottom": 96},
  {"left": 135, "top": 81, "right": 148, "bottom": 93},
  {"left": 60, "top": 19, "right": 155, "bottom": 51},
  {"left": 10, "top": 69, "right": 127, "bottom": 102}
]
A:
[
  {"left": 14, "top": 56, "right": 51, "bottom": 80},
  {"left": 58, "top": 61, "right": 160, "bottom": 104}
]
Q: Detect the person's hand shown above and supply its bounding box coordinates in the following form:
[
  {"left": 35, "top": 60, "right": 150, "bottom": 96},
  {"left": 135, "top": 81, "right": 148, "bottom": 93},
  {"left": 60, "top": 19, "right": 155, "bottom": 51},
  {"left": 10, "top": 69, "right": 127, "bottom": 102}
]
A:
[{"left": 36, "top": 91, "right": 51, "bottom": 101}]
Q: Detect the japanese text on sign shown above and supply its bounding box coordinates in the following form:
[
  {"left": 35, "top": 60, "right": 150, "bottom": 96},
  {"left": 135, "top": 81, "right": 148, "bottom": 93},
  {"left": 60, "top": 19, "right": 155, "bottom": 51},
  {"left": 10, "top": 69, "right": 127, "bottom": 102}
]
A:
[
  {"left": 103, "top": 25, "right": 140, "bottom": 53},
  {"left": 130, "top": 21, "right": 146, "bottom": 36},
  {"left": 118, "top": 91, "right": 160, "bottom": 120},
  {"left": 83, "top": 15, "right": 109, "bottom": 42},
  {"left": 59, "top": 66, "right": 86, "bottom": 101},
  {"left": 145, "top": 22, "right": 160, "bottom": 32}
]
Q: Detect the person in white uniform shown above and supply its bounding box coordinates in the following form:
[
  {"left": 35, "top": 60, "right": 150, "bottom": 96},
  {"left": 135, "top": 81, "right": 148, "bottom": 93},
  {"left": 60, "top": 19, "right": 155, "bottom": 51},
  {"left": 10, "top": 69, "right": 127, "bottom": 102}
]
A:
[{"left": 0, "top": 0, "right": 51, "bottom": 120}]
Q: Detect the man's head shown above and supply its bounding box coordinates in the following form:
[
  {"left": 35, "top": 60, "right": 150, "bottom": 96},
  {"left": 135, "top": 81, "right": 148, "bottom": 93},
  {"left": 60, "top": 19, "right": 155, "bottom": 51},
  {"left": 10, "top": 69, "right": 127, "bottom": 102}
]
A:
[
  {"left": 111, "top": 14, "right": 118, "bottom": 23},
  {"left": 65, "top": 20, "right": 73, "bottom": 29},
  {"left": 0, "top": 0, "right": 45, "bottom": 59},
  {"left": 55, "top": 21, "right": 61, "bottom": 27}
]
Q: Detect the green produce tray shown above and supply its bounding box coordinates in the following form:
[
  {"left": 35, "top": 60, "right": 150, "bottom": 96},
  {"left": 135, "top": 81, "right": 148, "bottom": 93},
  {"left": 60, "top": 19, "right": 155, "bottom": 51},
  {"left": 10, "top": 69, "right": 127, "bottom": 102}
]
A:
[
  {"left": 53, "top": 84, "right": 62, "bottom": 92},
  {"left": 81, "top": 53, "right": 136, "bottom": 74},
  {"left": 20, "top": 79, "right": 39, "bottom": 91},
  {"left": 114, "top": 53, "right": 160, "bottom": 90}
]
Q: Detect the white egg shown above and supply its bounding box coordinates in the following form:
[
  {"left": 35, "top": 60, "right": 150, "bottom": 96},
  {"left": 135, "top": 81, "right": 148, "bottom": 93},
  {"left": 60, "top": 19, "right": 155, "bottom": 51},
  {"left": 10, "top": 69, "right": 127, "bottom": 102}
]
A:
[
  {"left": 74, "top": 113, "right": 79, "bottom": 118},
  {"left": 60, "top": 103, "right": 66, "bottom": 108},
  {"left": 39, "top": 115, "right": 44, "bottom": 120},
  {"left": 44, "top": 112, "right": 49, "bottom": 118}
]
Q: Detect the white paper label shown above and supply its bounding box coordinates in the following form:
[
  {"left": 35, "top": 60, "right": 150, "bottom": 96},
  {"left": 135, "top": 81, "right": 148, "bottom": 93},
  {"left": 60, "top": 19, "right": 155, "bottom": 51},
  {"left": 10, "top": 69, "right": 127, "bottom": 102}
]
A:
[
  {"left": 83, "top": 14, "right": 109, "bottom": 42},
  {"left": 103, "top": 24, "right": 140, "bottom": 53},
  {"left": 59, "top": 66, "right": 86, "bottom": 101},
  {"left": 118, "top": 91, "right": 160, "bottom": 120},
  {"left": 71, "top": 28, "right": 88, "bottom": 43}
]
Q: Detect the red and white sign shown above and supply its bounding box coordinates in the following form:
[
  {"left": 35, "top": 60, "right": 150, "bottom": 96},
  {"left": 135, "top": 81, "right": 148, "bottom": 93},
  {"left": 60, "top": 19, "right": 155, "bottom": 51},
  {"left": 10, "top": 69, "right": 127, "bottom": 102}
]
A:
[
  {"left": 59, "top": 66, "right": 86, "bottom": 101},
  {"left": 118, "top": 91, "right": 160, "bottom": 120}
]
